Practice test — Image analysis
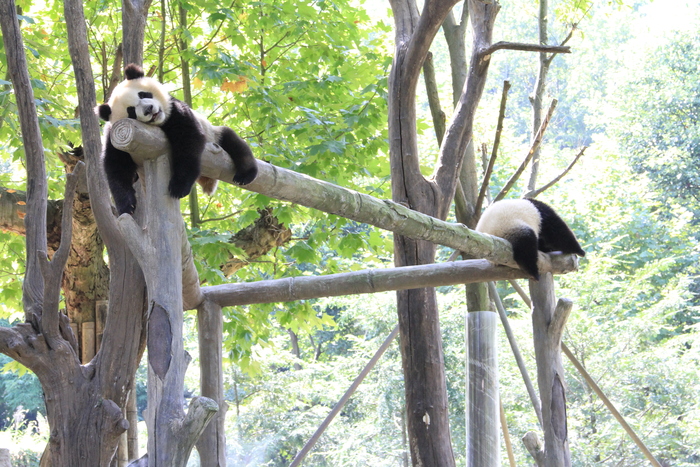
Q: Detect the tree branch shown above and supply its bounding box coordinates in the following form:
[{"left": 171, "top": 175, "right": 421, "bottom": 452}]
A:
[
  {"left": 423, "top": 51, "right": 446, "bottom": 146},
  {"left": 481, "top": 41, "right": 571, "bottom": 57},
  {"left": 433, "top": 0, "right": 501, "bottom": 218},
  {"left": 544, "top": 23, "right": 578, "bottom": 68},
  {"left": 40, "top": 162, "right": 84, "bottom": 345},
  {"left": 475, "top": 80, "right": 510, "bottom": 217},
  {"left": 494, "top": 99, "right": 557, "bottom": 201},
  {"left": 0, "top": 0, "right": 48, "bottom": 321},
  {"left": 524, "top": 146, "right": 586, "bottom": 199}
]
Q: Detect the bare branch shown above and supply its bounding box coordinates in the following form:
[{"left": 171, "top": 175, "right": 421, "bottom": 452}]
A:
[
  {"left": 40, "top": 162, "right": 84, "bottom": 343},
  {"left": 544, "top": 22, "right": 581, "bottom": 68},
  {"left": 433, "top": 0, "right": 501, "bottom": 214},
  {"left": 0, "top": 0, "right": 48, "bottom": 320},
  {"left": 475, "top": 80, "right": 510, "bottom": 217},
  {"left": 494, "top": 99, "right": 557, "bottom": 201},
  {"left": 481, "top": 41, "right": 571, "bottom": 57},
  {"left": 561, "top": 343, "right": 663, "bottom": 467},
  {"left": 525, "top": 146, "right": 586, "bottom": 198},
  {"left": 423, "top": 51, "right": 446, "bottom": 146}
]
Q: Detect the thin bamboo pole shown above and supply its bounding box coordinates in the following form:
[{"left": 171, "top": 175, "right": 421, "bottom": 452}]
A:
[
  {"left": 511, "top": 282, "right": 662, "bottom": 466},
  {"left": 488, "top": 282, "right": 543, "bottom": 426},
  {"left": 561, "top": 343, "right": 661, "bottom": 467},
  {"left": 499, "top": 400, "right": 516, "bottom": 467},
  {"left": 289, "top": 325, "right": 400, "bottom": 467}
]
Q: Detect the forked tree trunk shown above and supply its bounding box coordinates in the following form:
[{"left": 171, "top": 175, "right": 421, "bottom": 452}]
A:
[
  {"left": 118, "top": 153, "right": 218, "bottom": 467},
  {"left": 387, "top": 0, "right": 500, "bottom": 464}
]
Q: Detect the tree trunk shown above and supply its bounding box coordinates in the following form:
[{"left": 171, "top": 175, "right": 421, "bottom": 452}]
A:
[
  {"left": 119, "top": 154, "right": 218, "bottom": 467},
  {"left": 526, "top": 0, "right": 550, "bottom": 192},
  {"left": 529, "top": 275, "right": 572, "bottom": 467},
  {"left": 121, "top": 0, "right": 153, "bottom": 66}
]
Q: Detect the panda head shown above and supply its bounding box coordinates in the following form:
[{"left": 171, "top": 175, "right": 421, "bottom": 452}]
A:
[{"left": 96, "top": 64, "right": 171, "bottom": 126}]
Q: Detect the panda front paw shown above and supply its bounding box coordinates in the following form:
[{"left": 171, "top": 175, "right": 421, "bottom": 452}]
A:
[
  {"left": 168, "top": 179, "right": 194, "bottom": 199},
  {"left": 115, "top": 197, "right": 136, "bottom": 216},
  {"left": 233, "top": 166, "right": 258, "bottom": 186}
]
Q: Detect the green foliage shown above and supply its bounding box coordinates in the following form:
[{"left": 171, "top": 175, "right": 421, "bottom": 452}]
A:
[
  {"left": 611, "top": 27, "right": 700, "bottom": 219},
  {"left": 0, "top": 354, "right": 44, "bottom": 429},
  {"left": 3, "top": 0, "right": 700, "bottom": 464}
]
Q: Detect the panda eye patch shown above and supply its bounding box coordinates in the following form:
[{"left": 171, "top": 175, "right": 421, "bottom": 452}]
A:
[
  {"left": 138, "top": 92, "right": 153, "bottom": 99},
  {"left": 127, "top": 107, "right": 137, "bottom": 119}
]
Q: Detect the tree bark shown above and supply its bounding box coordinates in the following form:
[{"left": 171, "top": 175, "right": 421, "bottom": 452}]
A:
[
  {"left": 204, "top": 256, "right": 578, "bottom": 307},
  {"left": 529, "top": 275, "right": 572, "bottom": 467},
  {"left": 196, "top": 300, "right": 228, "bottom": 467},
  {"left": 467, "top": 311, "right": 499, "bottom": 467},
  {"left": 119, "top": 154, "right": 218, "bottom": 467},
  {"left": 121, "top": 0, "right": 153, "bottom": 66},
  {"left": 387, "top": 0, "right": 497, "bottom": 464}
]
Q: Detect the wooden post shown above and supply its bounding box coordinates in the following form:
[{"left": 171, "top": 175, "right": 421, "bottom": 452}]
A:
[
  {"left": 118, "top": 153, "right": 217, "bottom": 466},
  {"left": 529, "top": 273, "right": 572, "bottom": 467},
  {"left": 0, "top": 448, "right": 10, "bottom": 467},
  {"left": 82, "top": 321, "right": 95, "bottom": 362},
  {"left": 117, "top": 431, "right": 128, "bottom": 466},
  {"left": 467, "top": 311, "right": 500, "bottom": 467},
  {"left": 196, "top": 299, "right": 228, "bottom": 467},
  {"left": 126, "top": 383, "right": 139, "bottom": 462}
]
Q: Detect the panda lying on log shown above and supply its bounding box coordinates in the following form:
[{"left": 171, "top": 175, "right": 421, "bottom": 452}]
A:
[
  {"left": 96, "top": 63, "right": 258, "bottom": 215},
  {"left": 476, "top": 198, "right": 585, "bottom": 280}
]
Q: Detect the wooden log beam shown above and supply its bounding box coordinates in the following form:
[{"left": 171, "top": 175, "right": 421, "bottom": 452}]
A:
[
  {"left": 203, "top": 256, "right": 578, "bottom": 307},
  {"left": 110, "top": 119, "right": 581, "bottom": 275}
]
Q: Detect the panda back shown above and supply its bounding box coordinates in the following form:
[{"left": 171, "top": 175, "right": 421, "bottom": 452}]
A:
[{"left": 475, "top": 199, "right": 541, "bottom": 238}]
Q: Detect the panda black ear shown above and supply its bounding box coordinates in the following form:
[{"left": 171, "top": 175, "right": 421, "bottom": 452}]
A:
[
  {"left": 96, "top": 104, "right": 112, "bottom": 121},
  {"left": 124, "top": 64, "right": 145, "bottom": 80}
]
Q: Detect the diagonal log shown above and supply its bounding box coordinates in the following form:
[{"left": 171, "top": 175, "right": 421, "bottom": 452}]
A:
[{"left": 111, "top": 118, "right": 550, "bottom": 272}]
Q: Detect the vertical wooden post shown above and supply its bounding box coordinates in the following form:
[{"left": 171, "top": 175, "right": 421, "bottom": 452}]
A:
[
  {"left": 467, "top": 311, "right": 500, "bottom": 467},
  {"left": 196, "top": 299, "right": 228, "bottom": 467},
  {"left": 529, "top": 273, "right": 572, "bottom": 467},
  {"left": 117, "top": 431, "right": 128, "bottom": 466},
  {"left": 126, "top": 383, "right": 139, "bottom": 462},
  {"left": 118, "top": 153, "right": 217, "bottom": 466},
  {"left": 0, "top": 448, "right": 10, "bottom": 467},
  {"left": 82, "top": 321, "right": 95, "bottom": 362}
]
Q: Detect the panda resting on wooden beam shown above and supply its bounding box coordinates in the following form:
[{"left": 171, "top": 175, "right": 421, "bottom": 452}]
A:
[
  {"left": 96, "top": 63, "right": 258, "bottom": 215},
  {"left": 476, "top": 198, "right": 586, "bottom": 280}
]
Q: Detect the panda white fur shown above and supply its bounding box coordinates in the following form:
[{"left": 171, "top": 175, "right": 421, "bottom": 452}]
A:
[
  {"left": 96, "top": 63, "right": 257, "bottom": 215},
  {"left": 475, "top": 198, "right": 585, "bottom": 280}
]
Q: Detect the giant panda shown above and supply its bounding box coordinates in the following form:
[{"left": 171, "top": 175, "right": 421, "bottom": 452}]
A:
[
  {"left": 96, "top": 63, "right": 258, "bottom": 215},
  {"left": 475, "top": 198, "right": 585, "bottom": 280}
]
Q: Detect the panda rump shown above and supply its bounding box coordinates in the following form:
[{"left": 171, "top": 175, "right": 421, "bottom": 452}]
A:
[
  {"left": 475, "top": 198, "right": 585, "bottom": 280},
  {"left": 96, "top": 63, "right": 257, "bottom": 215}
]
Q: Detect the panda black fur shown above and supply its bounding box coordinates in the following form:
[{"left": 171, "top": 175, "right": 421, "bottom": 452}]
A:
[
  {"left": 475, "top": 199, "right": 585, "bottom": 280},
  {"left": 96, "top": 63, "right": 257, "bottom": 215}
]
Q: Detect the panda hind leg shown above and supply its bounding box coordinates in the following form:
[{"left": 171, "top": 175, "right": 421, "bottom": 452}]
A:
[
  {"left": 507, "top": 228, "right": 541, "bottom": 281},
  {"left": 217, "top": 127, "right": 258, "bottom": 185},
  {"left": 104, "top": 141, "right": 139, "bottom": 215}
]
